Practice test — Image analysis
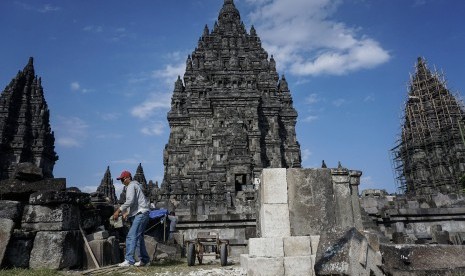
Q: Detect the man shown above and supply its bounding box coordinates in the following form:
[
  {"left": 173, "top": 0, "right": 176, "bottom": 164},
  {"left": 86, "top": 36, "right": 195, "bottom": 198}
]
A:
[
  {"left": 167, "top": 211, "right": 178, "bottom": 241},
  {"left": 113, "top": 170, "right": 150, "bottom": 267}
]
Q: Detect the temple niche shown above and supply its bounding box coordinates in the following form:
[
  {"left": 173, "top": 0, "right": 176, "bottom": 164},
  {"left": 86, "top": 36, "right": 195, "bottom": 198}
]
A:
[
  {"left": 0, "top": 57, "right": 58, "bottom": 180},
  {"left": 156, "top": 0, "right": 302, "bottom": 218}
]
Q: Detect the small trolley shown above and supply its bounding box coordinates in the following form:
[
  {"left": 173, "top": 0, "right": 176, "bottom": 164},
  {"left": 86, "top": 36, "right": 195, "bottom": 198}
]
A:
[{"left": 185, "top": 231, "right": 229, "bottom": 266}]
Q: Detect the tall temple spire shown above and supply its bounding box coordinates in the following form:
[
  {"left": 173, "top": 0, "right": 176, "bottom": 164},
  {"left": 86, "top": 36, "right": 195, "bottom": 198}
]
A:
[
  {"left": 0, "top": 57, "right": 58, "bottom": 180},
  {"left": 161, "top": 1, "right": 301, "bottom": 217},
  {"left": 392, "top": 57, "right": 465, "bottom": 195},
  {"left": 96, "top": 166, "right": 117, "bottom": 204}
]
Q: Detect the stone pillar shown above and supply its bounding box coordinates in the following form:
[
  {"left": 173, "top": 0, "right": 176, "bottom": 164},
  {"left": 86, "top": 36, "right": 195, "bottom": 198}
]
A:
[
  {"left": 331, "top": 166, "right": 354, "bottom": 229},
  {"left": 349, "top": 170, "right": 363, "bottom": 230}
]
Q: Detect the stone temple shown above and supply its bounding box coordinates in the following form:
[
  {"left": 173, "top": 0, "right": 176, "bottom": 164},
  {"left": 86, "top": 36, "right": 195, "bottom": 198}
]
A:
[
  {"left": 0, "top": 57, "right": 58, "bottom": 180},
  {"left": 391, "top": 57, "right": 465, "bottom": 196},
  {"left": 157, "top": 0, "right": 301, "bottom": 219}
]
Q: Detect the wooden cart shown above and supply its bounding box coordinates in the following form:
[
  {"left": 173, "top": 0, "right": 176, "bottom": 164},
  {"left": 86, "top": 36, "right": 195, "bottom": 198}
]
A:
[{"left": 185, "top": 231, "right": 229, "bottom": 266}]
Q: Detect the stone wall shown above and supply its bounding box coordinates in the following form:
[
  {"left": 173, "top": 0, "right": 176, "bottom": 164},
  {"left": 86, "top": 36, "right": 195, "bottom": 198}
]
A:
[{"left": 241, "top": 167, "right": 384, "bottom": 276}]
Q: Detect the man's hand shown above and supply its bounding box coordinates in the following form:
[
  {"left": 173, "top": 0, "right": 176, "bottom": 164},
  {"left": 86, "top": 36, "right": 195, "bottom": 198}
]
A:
[
  {"left": 113, "top": 209, "right": 121, "bottom": 221},
  {"left": 122, "top": 212, "right": 128, "bottom": 220}
]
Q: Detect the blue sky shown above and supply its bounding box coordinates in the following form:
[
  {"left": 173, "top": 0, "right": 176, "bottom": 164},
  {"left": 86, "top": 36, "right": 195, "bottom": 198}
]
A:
[{"left": 1, "top": 0, "right": 465, "bottom": 196}]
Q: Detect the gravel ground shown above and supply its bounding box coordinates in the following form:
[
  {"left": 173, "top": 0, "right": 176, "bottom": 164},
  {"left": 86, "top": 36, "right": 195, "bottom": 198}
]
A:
[{"left": 72, "top": 256, "right": 246, "bottom": 276}]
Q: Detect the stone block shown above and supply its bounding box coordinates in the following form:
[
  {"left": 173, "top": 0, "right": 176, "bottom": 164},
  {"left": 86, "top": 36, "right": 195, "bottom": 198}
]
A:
[
  {"left": 29, "top": 230, "right": 82, "bottom": 270},
  {"left": 0, "top": 200, "right": 23, "bottom": 223},
  {"left": 284, "top": 256, "right": 313, "bottom": 276},
  {"left": 310, "top": 235, "right": 320, "bottom": 255},
  {"left": 246, "top": 256, "right": 284, "bottom": 276},
  {"left": 83, "top": 239, "right": 113, "bottom": 269},
  {"left": 12, "top": 162, "right": 43, "bottom": 181},
  {"left": 21, "top": 204, "right": 79, "bottom": 231},
  {"left": 86, "top": 230, "right": 109, "bottom": 242},
  {"left": 240, "top": 254, "right": 249, "bottom": 271},
  {"left": 80, "top": 209, "right": 103, "bottom": 231},
  {"left": 381, "top": 244, "right": 465, "bottom": 272},
  {"left": 29, "top": 190, "right": 90, "bottom": 205},
  {"left": 259, "top": 203, "right": 290, "bottom": 238},
  {"left": 315, "top": 228, "right": 383, "bottom": 276},
  {"left": 249, "top": 237, "right": 284, "bottom": 257},
  {"left": 260, "top": 168, "right": 288, "bottom": 204},
  {"left": 0, "top": 218, "right": 15, "bottom": 265},
  {"left": 4, "top": 238, "right": 34, "bottom": 268},
  {"left": 283, "top": 236, "right": 311, "bottom": 257},
  {"left": 0, "top": 178, "right": 66, "bottom": 201},
  {"left": 144, "top": 235, "right": 158, "bottom": 261},
  {"left": 287, "top": 168, "right": 336, "bottom": 236}
]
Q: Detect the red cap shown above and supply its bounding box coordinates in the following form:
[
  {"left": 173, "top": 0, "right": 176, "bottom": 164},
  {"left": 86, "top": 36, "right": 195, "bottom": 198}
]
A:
[{"left": 117, "top": 170, "right": 131, "bottom": 180}]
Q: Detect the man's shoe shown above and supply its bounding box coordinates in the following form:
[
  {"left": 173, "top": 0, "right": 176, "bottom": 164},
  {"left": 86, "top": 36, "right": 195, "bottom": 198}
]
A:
[
  {"left": 134, "top": 261, "right": 149, "bottom": 267},
  {"left": 118, "top": 260, "right": 132, "bottom": 267}
]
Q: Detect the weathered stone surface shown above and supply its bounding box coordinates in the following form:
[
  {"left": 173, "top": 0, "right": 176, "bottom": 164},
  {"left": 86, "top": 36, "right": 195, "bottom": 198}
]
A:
[
  {"left": 283, "top": 236, "right": 311, "bottom": 257},
  {"left": 86, "top": 230, "right": 109, "bottom": 242},
  {"left": 29, "top": 190, "right": 90, "bottom": 205},
  {"left": 80, "top": 209, "right": 103, "bottom": 231},
  {"left": 261, "top": 168, "right": 288, "bottom": 204},
  {"left": 4, "top": 238, "right": 34, "bottom": 268},
  {"left": 284, "top": 256, "right": 313, "bottom": 276},
  {"left": 248, "top": 237, "right": 284, "bottom": 257},
  {"left": 3, "top": 229, "right": 36, "bottom": 268},
  {"left": 21, "top": 204, "right": 79, "bottom": 231},
  {"left": 244, "top": 256, "right": 284, "bottom": 276},
  {"left": 0, "top": 218, "right": 15, "bottom": 265},
  {"left": 12, "top": 162, "right": 43, "bottom": 181},
  {"left": 29, "top": 230, "right": 82, "bottom": 270},
  {"left": 0, "top": 200, "right": 23, "bottom": 223},
  {"left": 287, "top": 168, "right": 335, "bottom": 236},
  {"left": 381, "top": 244, "right": 465, "bottom": 273},
  {"left": 0, "top": 178, "right": 66, "bottom": 201},
  {"left": 259, "top": 203, "right": 290, "bottom": 238},
  {"left": 315, "top": 227, "right": 383, "bottom": 276},
  {"left": 83, "top": 238, "right": 114, "bottom": 269}
]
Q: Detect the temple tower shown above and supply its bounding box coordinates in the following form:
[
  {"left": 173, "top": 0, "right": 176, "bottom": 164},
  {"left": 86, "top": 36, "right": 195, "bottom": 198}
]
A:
[
  {"left": 96, "top": 166, "right": 117, "bottom": 204},
  {"left": 160, "top": 0, "right": 301, "bottom": 216},
  {"left": 392, "top": 57, "right": 465, "bottom": 195},
  {"left": 0, "top": 57, "right": 58, "bottom": 180}
]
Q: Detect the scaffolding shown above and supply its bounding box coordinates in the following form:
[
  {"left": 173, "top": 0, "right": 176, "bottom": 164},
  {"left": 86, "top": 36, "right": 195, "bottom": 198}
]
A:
[{"left": 391, "top": 57, "right": 465, "bottom": 195}]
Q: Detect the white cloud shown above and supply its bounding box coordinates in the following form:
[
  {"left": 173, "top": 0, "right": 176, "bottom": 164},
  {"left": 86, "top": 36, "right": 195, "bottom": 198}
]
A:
[
  {"left": 301, "top": 148, "right": 312, "bottom": 162},
  {"left": 70, "top": 81, "right": 91, "bottom": 93},
  {"left": 141, "top": 121, "right": 165, "bottom": 136},
  {"left": 305, "top": 93, "right": 320, "bottom": 104},
  {"left": 38, "top": 4, "right": 60, "bottom": 13},
  {"left": 152, "top": 62, "right": 186, "bottom": 86},
  {"left": 83, "top": 25, "right": 103, "bottom": 33},
  {"left": 303, "top": 115, "right": 318, "bottom": 123},
  {"left": 55, "top": 116, "right": 89, "bottom": 148},
  {"left": 364, "top": 93, "right": 375, "bottom": 102},
  {"left": 332, "top": 98, "right": 346, "bottom": 107},
  {"left": 131, "top": 93, "right": 172, "bottom": 119},
  {"left": 246, "top": 0, "right": 390, "bottom": 76},
  {"left": 112, "top": 158, "right": 144, "bottom": 165},
  {"left": 81, "top": 185, "right": 98, "bottom": 193},
  {"left": 70, "top": 82, "right": 80, "bottom": 91}
]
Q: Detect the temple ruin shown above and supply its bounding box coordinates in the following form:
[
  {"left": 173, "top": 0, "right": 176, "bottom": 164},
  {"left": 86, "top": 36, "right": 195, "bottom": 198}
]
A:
[
  {"left": 391, "top": 57, "right": 465, "bottom": 196},
  {"left": 0, "top": 57, "right": 58, "bottom": 181},
  {"left": 157, "top": 0, "right": 301, "bottom": 220}
]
